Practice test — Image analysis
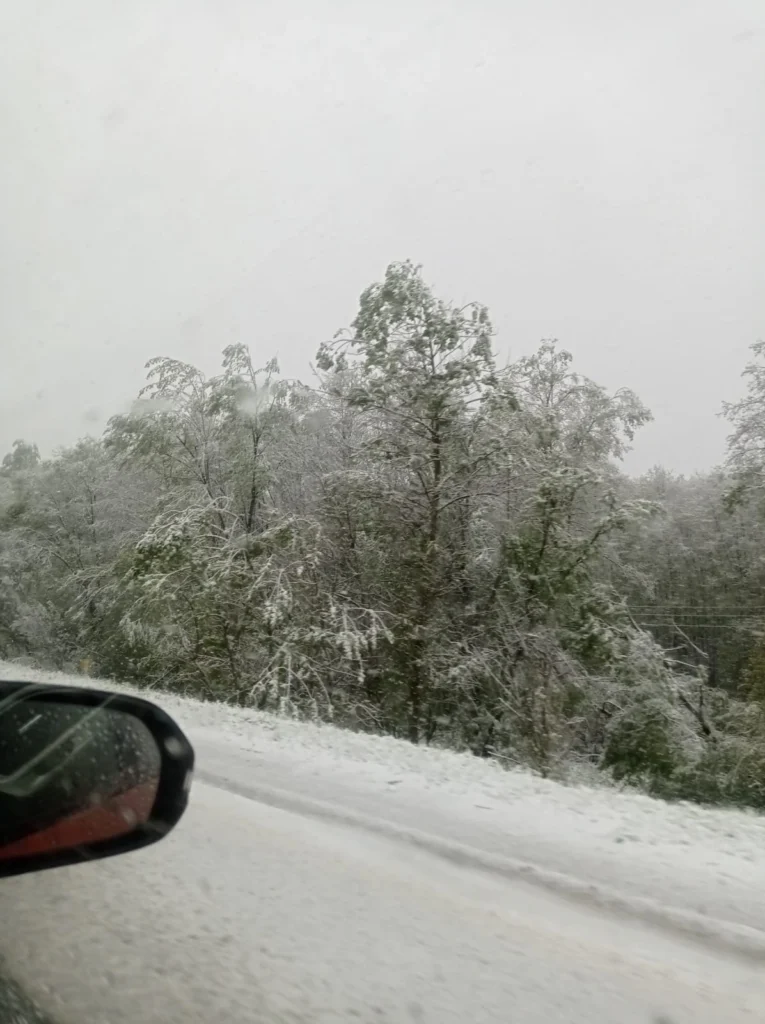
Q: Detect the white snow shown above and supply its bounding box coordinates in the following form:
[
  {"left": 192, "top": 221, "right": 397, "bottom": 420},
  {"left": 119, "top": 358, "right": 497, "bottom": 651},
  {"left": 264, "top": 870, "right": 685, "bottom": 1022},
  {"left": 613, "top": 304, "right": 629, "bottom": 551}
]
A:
[
  {"left": 5, "top": 775, "right": 765, "bottom": 1024},
  {"left": 3, "top": 659, "right": 765, "bottom": 960}
]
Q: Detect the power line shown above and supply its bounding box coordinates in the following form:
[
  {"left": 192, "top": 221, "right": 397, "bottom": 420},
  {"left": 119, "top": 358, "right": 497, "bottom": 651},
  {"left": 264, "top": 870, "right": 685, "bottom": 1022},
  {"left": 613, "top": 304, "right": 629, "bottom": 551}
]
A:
[
  {"left": 630, "top": 606, "right": 765, "bottom": 614},
  {"left": 629, "top": 605, "right": 765, "bottom": 613},
  {"left": 636, "top": 622, "right": 762, "bottom": 630}
]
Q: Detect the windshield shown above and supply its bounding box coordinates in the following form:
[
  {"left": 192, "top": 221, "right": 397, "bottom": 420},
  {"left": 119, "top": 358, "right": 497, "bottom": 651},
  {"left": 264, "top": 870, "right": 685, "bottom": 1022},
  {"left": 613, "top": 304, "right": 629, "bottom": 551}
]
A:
[{"left": 1, "top": 2, "right": 763, "bottom": 1022}]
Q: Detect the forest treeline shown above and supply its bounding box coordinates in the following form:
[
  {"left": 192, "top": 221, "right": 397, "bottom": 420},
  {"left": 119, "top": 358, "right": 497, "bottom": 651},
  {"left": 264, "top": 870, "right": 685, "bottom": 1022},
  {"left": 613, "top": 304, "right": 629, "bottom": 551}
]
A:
[{"left": 3, "top": 262, "right": 765, "bottom": 809}]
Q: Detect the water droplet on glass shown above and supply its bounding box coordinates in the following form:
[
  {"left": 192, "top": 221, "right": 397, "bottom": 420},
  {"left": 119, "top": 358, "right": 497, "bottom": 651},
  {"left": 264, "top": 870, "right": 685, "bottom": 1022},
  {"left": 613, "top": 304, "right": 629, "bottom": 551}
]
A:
[{"left": 120, "top": 807, "right": 138, "bottom": 827}]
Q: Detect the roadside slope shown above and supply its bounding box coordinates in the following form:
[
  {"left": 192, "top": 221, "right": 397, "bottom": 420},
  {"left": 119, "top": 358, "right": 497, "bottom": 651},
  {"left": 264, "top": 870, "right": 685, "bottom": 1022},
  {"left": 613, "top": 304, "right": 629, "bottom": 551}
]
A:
[
  {"left": 3, "top": 779, "right": 765, "bottom": 1024},
  {"left": 3, "top": 661, "right": 765, "bottom": 950}
]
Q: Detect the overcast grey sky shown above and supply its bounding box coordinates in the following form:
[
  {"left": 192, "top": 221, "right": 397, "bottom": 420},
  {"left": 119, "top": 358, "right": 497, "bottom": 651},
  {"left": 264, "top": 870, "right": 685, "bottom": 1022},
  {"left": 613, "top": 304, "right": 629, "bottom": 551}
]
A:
[{"left": 1, "top": 0, "right": 763, "bottom": 475}]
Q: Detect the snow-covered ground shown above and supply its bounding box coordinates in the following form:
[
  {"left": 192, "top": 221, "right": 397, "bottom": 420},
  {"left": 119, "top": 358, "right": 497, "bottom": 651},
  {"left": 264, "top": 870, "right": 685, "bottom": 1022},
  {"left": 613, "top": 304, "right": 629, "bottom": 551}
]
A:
[
  {"left": 5, "top": 660, "right": 765, "bottom": 952},
  {"left": 2, "top": 661, "right": 765, "bottom": 1023}
]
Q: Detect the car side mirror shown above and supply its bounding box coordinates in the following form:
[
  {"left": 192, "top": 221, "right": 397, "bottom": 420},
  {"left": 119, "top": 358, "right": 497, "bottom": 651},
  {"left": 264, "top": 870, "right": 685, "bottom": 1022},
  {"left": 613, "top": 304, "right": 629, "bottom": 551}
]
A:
[{"left": 0, "top": 680, "right": 194, "bottom": 878}]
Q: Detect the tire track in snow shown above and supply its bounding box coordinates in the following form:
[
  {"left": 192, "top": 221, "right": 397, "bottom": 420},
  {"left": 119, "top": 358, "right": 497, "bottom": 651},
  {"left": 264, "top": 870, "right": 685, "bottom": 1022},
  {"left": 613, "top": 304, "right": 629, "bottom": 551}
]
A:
[{"left": 197, "top": 767, "right": 765, "bottom": 968}]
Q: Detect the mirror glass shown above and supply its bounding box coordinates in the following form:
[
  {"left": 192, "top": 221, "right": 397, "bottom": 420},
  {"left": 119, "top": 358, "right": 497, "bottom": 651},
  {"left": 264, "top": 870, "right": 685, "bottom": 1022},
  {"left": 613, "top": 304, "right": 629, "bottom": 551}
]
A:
[{"left": 0, "top": 694, "right": 161, "bottom": 861}]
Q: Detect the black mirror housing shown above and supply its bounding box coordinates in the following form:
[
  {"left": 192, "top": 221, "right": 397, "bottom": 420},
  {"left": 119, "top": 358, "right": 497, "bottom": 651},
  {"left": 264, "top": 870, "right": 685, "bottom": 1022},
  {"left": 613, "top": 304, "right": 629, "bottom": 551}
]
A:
[{"left": 0, "top": 680, "right": 194, "bottom": 878}]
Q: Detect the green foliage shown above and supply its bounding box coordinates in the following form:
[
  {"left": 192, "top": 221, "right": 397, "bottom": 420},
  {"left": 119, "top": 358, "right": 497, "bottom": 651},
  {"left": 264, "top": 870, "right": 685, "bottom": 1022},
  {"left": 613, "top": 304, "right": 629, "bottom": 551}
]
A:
[
  {"left": 2, "top": 266, "right": 765, "bottom": 812},
  {"left": 603, "top": 696, "right": 687, "bottom": 786},
  {"left": 657, "top": 737, "right": 765, "bottom": 810},
  {"left": 0, "top": 439, "right": 40, "bottom": 475}
]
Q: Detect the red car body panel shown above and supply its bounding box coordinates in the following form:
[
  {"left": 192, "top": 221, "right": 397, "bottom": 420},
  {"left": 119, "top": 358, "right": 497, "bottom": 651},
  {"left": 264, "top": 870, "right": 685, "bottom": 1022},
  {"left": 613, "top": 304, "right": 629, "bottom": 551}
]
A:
[{"left": 0, "top": 780, "right": 158, "bottom": 860}]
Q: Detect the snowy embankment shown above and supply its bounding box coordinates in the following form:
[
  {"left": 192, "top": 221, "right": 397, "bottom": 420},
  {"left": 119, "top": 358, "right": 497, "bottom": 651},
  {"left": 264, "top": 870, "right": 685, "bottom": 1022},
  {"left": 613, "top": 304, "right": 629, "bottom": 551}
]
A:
[{"left": 3, "top": 660, "right": 765, "bottom": 963}]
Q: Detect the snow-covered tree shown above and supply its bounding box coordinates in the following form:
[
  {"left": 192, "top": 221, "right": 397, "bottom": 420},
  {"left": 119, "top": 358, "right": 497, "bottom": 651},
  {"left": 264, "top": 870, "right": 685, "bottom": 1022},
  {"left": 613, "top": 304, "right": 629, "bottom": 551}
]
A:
[
  {"left": 316, "top": 260, "right": 497, "bottom": 741},
  {"left": 2, "top": 272, "right": 765, "bottom": 809}
]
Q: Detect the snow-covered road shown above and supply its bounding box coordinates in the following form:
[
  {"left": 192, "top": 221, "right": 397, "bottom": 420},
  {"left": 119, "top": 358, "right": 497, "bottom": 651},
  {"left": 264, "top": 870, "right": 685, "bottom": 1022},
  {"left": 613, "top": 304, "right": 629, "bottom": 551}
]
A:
[{"left": 1, "top": 664, "right": 765, "bottom": 1023}]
